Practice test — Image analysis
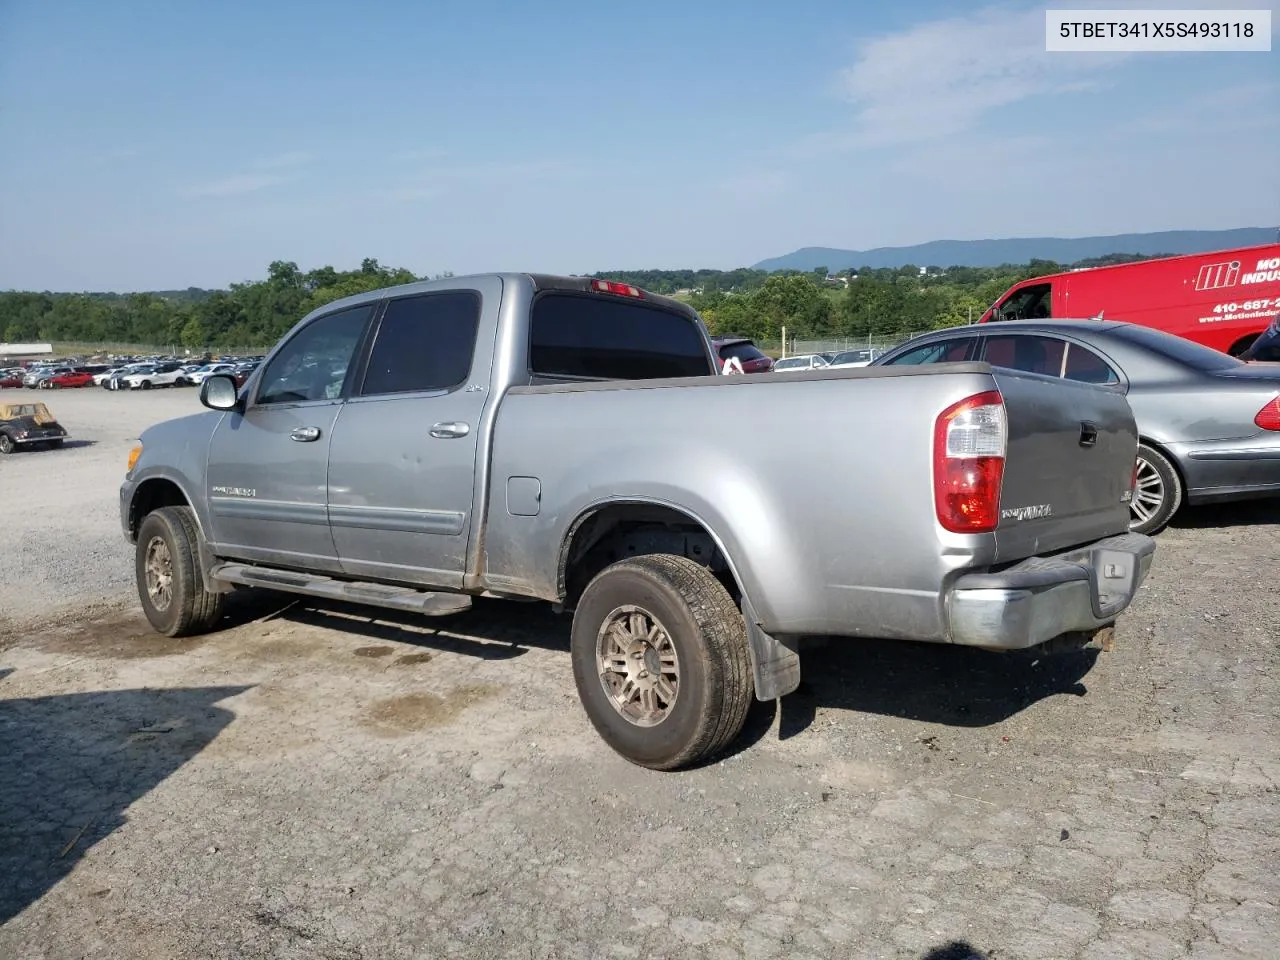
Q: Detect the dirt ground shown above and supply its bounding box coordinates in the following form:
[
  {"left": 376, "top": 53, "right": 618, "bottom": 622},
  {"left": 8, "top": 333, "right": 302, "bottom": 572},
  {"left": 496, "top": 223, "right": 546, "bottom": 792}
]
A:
[{"left": 1, "top": 386, "right": 1277, "bottom": 960}]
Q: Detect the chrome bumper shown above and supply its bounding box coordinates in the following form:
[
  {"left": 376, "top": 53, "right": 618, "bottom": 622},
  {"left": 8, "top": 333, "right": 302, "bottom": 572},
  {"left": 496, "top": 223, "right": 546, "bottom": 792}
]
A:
[{"left": 947, "top": 532, "right": 1156, "bottom": 650}]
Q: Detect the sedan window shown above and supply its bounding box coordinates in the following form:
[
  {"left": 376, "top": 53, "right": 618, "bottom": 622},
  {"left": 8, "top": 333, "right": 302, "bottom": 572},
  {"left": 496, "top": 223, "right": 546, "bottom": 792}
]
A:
[
  {"left": 982, "top": 335, "right": 1067, "bottom": 377},
  {"left": 884, "top": 337, "right": 979, "bottom": 365},
  {"left": 1063, "top": 343, "right": 1121, "bottom": 384}
]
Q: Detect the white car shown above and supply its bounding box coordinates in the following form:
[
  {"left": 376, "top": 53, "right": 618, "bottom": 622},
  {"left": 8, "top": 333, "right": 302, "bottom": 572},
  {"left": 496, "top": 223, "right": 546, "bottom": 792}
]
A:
[
  {"left": 185, "top": 363, "right": 237, "bottom": 386},
  {"left": 120, "top": 363, "right": 185, "bottom": 390},
  {"left": 772, "top": 354, "right": 830, "bottom": 372},
  {"left": 827, "top": 348, "right": 881, "bottom": 368}
]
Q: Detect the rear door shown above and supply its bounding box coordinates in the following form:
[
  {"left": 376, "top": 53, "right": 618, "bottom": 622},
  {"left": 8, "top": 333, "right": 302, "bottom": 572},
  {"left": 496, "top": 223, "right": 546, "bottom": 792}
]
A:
[{"left": 326, "top": 283, "right": 494, "bottom": 589}]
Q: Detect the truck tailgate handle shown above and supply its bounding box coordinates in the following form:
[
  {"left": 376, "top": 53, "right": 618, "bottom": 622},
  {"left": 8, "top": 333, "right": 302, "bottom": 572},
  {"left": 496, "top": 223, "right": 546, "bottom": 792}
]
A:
[
  {"left": 1079, "top": 421, "right": 1098, "bottom": 447},
  {"left": 290, "top": 426, "right": 321, "bottom": 442},
  {"left": 430, "top": 421, "right": 471, "bottom": 439}
]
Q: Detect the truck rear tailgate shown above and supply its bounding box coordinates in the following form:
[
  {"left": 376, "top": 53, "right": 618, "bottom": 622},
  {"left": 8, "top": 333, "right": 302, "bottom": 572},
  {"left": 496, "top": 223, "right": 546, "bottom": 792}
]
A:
[{"left": 992, "top": 370, "right": 1137, "bottom": 561}]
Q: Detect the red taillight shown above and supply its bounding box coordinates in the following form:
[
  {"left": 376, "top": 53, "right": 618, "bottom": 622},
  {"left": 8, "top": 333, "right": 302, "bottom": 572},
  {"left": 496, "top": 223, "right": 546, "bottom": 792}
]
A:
[
  {"left": 933, "top": 390, "right": 1006, "bottom": 533},
  {"left": 590, "top": 279, "right": 643, "bottom": 298},
  {"left": 1255, "top": 394, "right": 1280, "bottom": 431}
]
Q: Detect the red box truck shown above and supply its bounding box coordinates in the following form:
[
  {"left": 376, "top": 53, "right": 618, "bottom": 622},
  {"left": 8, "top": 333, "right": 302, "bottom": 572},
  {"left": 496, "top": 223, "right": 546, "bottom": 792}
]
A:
[{"left": 978, "top": 242, "right": 1280, "bottom": 355}]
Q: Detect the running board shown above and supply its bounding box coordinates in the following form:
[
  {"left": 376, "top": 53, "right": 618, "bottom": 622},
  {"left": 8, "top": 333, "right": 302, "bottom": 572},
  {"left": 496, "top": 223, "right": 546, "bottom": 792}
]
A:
[{"left": 209, "top": 563, "right": 473, "bottom": 617}]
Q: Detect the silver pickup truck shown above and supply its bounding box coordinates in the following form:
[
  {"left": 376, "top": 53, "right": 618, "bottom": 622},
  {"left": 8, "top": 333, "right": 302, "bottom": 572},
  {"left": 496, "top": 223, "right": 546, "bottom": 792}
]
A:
[{"left": 121, "top": 273, "right": 1156, "bottom": 769}]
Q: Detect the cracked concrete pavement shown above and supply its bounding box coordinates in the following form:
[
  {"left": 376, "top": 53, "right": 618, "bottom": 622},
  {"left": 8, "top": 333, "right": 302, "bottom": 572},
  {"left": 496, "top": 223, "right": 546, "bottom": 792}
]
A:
[{"left": 1, "top": 388, "right": 1277, "bottom": 959}]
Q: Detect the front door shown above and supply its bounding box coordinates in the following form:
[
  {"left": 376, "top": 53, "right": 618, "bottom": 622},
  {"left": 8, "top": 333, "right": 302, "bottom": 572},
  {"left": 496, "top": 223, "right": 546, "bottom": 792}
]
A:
[
  {"left": 326, "top": 287, "right": 491, "bottom": 588},
  {"left": 206, "top": 303, "right": 374, "bottom": 572}
]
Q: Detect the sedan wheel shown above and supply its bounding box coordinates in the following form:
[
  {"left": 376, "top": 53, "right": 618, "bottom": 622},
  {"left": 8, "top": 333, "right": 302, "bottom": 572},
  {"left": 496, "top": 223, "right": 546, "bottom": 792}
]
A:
[{"left": 1130, "top": 443, "right": 1183, "bottom": 536}]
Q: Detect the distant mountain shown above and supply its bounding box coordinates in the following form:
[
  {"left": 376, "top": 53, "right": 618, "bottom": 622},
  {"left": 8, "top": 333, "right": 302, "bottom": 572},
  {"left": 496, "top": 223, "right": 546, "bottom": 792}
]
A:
[{"left": 752, "top": 228, "right": 1279, "bottom": 273}]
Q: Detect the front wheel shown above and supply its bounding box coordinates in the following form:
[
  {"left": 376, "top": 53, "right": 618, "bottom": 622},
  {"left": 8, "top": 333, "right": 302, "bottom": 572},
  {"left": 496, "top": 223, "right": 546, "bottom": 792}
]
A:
[
  {"left": 140, "top": 380, "right": 152, "bottom": 390},
  {"left": 0, "top": 433, "right": 14, "bottom": 454},
  {"left": 135, "top": 506, "right": 225, "bottom": 637},
  {"left": 1130, "top": 443, "right": 1183, "bottom": 535},
  {"left": 570, "top": 553, "right": 753, "bottom": 771}
]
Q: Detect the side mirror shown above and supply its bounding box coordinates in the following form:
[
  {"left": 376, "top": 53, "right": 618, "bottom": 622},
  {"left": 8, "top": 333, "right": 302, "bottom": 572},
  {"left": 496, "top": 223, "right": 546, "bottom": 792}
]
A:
[{"left": 200, "top": 374, "right": 241, "bottom": 411}]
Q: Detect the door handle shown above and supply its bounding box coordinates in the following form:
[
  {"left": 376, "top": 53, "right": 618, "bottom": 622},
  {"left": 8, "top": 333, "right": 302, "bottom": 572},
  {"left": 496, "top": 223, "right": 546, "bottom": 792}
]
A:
[
  {"left": 430, "top": 421, "right": 471, "bottom": 439},
  {"left": 290, "top": 426, "right": 321, "bottom": 442},
  {"left": 1079, "top": 421, "right": 1098, "bottom": 447}
]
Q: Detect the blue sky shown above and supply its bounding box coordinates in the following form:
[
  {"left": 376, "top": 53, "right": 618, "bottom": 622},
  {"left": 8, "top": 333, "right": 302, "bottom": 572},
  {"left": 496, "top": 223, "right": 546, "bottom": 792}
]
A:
[{"left": 1, "top": 0, "right": 1277, "bottom": 291}]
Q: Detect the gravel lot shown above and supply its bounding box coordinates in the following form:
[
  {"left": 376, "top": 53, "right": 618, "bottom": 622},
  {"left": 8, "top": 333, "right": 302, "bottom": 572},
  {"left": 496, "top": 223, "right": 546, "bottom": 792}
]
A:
[{"left": 1, "top": 386, "right": 1277, "bottom": 959}]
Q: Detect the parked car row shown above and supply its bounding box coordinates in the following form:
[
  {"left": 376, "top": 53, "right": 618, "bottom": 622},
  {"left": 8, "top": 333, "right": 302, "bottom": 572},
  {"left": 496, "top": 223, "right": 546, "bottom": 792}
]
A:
[
  {"left": 709, "top": 337, "right": 885, "bottom": 375},
  {"left": 2, "top": 354, "right": 266, "bottom": 392},
  {"left": 95, "top": 359, "right": 261, "bottom": 390}
]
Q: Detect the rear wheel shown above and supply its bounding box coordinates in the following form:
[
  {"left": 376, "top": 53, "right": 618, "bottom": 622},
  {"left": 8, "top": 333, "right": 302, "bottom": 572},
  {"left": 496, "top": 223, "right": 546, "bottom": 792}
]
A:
[
  {"left": 570, "top": 553, "right": 753, "bottom": 771},
  {"left": 140, "top": 380, "right": 152, "bottom": 390},
  {"left": 1130, "top": 443, "right": 1182, "bottom": 535},
  {"left": 135, "top": 506, "right": 225, "bottom": 637}
]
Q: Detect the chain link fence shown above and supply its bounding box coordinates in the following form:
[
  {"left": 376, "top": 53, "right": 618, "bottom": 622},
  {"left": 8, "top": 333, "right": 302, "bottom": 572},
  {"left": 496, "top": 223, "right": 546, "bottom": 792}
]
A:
[{"left": 755, "top": 333, "right": 929, "bottom": 358}]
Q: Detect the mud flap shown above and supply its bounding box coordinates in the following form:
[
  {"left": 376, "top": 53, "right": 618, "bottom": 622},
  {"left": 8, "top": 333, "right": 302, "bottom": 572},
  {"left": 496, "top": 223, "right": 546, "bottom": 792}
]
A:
[{"left": 742, "top": 596, "right": 801, "bottom": 701}]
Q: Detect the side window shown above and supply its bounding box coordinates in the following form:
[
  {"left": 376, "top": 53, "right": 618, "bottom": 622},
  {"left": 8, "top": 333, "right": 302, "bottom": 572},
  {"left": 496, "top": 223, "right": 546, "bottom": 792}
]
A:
[
  {"left": 982, "top": 335, "right": 1066, "bottom": 377},
  {"left": 885, "top": 337, "right": 978, "bottom": 365},
  {"left": 1063, "top": 343, "right": 1121, "bottom": 384},
  {"left": 360, "top": 292, "right": 481, "bottom": 396},
  {"left": 530, "top": 293, "right": 711, "bottom": 380},
  {"left": 256, "top": 304, "right": 372, "bottom": 405}
]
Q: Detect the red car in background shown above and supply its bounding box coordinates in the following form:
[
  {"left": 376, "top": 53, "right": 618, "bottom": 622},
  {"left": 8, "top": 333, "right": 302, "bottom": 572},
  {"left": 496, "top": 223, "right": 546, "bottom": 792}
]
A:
[
  {"left": 710, "top": 336, "right": 775, "bottom": 374},
  {"left": 0, "top": 372, "right": 24, "bottom": 388},
  {"left": 44, "top": 371, "right": 95, "bottom": 389}
]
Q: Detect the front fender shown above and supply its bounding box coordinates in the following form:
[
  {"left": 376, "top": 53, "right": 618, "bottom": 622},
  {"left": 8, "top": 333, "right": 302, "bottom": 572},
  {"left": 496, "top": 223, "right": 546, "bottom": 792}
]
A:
[{"left": 120, "top": 410, "right": 223, "bottom": 542}]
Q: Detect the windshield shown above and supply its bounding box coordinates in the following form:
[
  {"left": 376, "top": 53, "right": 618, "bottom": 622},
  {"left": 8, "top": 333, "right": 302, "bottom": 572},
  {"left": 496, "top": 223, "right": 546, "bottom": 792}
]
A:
[{"left": 833, "top": 350, "right": 872, "bottom": 364}]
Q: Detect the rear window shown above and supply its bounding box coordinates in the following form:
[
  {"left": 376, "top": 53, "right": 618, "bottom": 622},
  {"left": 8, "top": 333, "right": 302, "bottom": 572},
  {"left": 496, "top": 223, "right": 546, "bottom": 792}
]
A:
[
  {"left": 530, "top": 293, "right": 712, "bottom": 380},
  {"left": 718, "top": 342, "right": 767, "bottom": 363},
  {"left": 1114, "top": 324, "right": 1242, "bottom": 371}
]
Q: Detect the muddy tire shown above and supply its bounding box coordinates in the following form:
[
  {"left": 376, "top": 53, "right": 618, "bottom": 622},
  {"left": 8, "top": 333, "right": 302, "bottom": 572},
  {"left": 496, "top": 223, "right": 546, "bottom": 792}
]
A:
[
  {"left": 135, "top": 506, "right": 225, "bottom": 637},
  {"left": 570, "top": 553, "right": 753, "bottom": 771},
  {"left": 1131, "top": 443, "right": 1182, "bottom": 535}
]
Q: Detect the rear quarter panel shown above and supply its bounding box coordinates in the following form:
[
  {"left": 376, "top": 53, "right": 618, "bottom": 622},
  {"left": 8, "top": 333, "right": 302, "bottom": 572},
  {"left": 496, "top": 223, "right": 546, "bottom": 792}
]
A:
[{"left": 482, "top": 365, "right": 1006, "bottom": 640}]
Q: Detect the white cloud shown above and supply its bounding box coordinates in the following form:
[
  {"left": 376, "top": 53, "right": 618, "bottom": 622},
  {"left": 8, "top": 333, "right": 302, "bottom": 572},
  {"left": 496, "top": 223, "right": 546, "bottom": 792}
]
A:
[
  {"left": 830, "top": 4, "right": 1126, "bottom": 149},
  {"left": 182, "top": 173, "right": 286, "bottom": 197}
]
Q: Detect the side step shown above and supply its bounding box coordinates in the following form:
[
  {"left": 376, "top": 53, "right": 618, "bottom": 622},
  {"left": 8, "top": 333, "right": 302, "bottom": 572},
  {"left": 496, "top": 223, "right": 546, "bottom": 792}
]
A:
[{"left": 210, "top": 563, "right": 473, "bottom": 617}]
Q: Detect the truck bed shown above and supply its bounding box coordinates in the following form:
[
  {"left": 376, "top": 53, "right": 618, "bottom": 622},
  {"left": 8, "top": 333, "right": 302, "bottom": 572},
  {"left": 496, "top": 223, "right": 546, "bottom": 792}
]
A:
[{"left": 480, "top": 361, "right": 1138, "bottom": 641}]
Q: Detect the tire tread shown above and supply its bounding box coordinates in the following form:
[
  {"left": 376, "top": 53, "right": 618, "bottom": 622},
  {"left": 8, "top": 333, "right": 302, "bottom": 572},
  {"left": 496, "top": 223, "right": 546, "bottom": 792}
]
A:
[
  {"left": 578, "top": 553, "right": 753, "bottom": 770},
  {"left": 138, "top": 506, "right": 224, "bottom": 637}
]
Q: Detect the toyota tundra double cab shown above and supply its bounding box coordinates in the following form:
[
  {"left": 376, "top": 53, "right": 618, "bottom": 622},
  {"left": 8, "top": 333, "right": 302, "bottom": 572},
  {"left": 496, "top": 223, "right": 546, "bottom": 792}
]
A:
[{"left": 121, "top": 273, "right": 1156, "bottom": 769}]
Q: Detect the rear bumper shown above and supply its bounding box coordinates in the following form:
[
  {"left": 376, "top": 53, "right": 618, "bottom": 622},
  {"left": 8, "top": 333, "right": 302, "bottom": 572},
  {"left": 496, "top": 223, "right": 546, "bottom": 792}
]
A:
[{"left": 947, "top": 532, "right": 1156, "bottom": 650}]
